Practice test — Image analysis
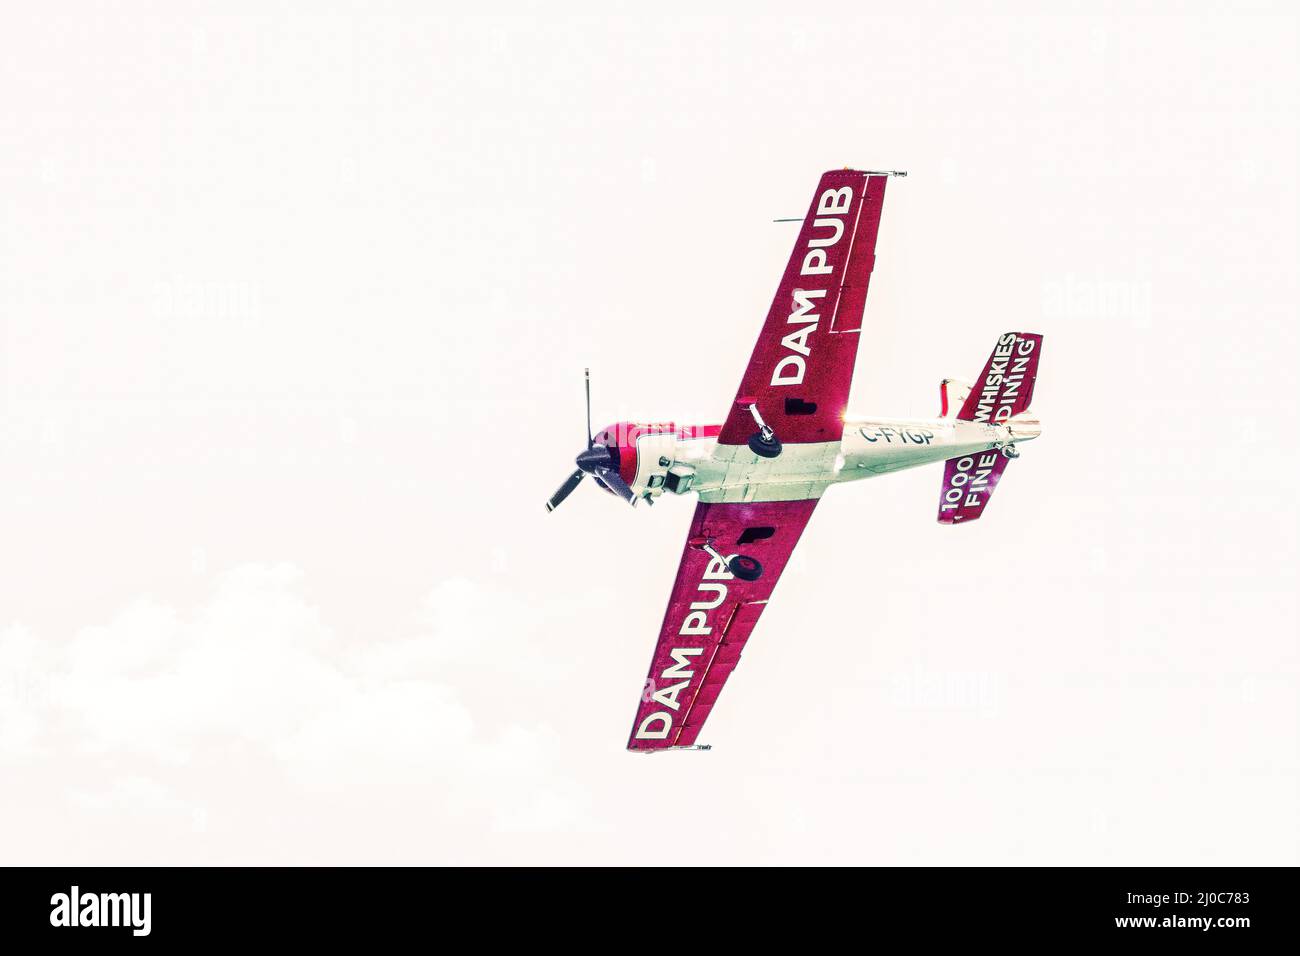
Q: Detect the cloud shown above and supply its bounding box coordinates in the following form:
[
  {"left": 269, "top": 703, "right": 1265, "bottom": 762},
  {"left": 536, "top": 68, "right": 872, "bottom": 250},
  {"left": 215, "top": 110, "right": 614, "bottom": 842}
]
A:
[
  {"left": 0, "top": 563, "right": 599, "bottom": 861},
  {"left": 0, "top": 623, "right": 48, "bottom": 756},
  {"left": 68, "top": 775, "right": 187, "bottom": 814}
]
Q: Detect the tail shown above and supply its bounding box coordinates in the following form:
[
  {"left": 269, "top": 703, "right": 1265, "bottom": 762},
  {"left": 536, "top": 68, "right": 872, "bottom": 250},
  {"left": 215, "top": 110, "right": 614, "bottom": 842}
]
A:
[
  {"left": 938, "top": 378, "right": 972, "bottom": 418},
  {"left": 937, "top": 332, "right": 1043, "bottom": 524}
]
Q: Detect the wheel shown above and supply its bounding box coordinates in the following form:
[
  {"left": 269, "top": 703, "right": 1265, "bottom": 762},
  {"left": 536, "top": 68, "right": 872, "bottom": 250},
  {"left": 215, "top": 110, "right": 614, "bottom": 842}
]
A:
[
  {"left": 728, "top": 554, "right": 763, "bottom": 582},
  {"left": 747, "top": 431, "right": 782, "bottom": 459}
]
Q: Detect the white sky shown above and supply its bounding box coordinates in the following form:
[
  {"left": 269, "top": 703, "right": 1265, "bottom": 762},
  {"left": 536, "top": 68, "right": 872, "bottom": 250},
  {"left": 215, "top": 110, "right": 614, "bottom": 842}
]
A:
[{"left": 1, "top": 1, "right": 1296, "bottom": 864}]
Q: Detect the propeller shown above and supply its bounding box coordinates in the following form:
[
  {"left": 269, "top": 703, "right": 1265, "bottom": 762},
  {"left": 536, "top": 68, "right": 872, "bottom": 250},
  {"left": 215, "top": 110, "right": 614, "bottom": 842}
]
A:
[
  {"left": 544, "top": 369, "right": 637, "bottom": 512},
  {"left": 545, "top": 469, "right": 585, "bottom": 512},
  {"left": 584, "top": 366, "right": 593, "bottom": 448}
]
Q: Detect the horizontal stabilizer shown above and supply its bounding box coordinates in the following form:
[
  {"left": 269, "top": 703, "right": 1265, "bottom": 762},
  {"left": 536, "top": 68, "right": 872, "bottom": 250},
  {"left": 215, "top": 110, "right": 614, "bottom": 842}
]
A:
[
  {"left": 937, "top": 449, "right": 1009, "bottom": 524},
  {"left": 957, "top": 333, "right": 1043, "bottom": 424}
]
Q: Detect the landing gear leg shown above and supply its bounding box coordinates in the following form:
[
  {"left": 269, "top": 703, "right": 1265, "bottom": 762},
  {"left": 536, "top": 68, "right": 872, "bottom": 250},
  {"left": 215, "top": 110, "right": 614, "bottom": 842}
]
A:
[
  {"left": 745, "top": 403, "right": 782, "bottom": 459},
  {"left": 698, "top": 539, "right": 764, "bottom": 582}
]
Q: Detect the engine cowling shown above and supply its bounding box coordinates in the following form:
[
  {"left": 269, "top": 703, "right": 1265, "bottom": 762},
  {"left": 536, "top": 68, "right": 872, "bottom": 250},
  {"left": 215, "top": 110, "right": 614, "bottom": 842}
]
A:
[{"left": 590, "top": 422, "right": 681, "bottom": 500}]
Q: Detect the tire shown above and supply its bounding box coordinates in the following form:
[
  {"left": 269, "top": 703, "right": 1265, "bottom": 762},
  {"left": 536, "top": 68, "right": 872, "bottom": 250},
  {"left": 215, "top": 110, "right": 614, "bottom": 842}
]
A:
[
  {"left": 728, "top": 554, "right": 763, "bottom": 582},
  {"left": 747, "top": 432, "right": 782, "bottom": 459}
]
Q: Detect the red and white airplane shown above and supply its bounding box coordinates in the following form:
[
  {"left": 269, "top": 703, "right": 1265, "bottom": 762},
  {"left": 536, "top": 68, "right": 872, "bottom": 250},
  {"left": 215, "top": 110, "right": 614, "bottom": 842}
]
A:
[{"left": 546, "top": 169, "right": 1043, "bottom": 752}]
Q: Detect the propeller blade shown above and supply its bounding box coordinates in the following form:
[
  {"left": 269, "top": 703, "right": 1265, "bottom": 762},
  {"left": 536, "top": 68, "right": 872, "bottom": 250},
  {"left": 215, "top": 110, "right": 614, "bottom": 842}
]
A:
[
  {"left": 545, "top": 469, "right": 585, "bottom": 512},
  {"left": 584, "top": 367, "right": 593, "bottom": 449},
  {"left": 596, "top": 467, "right": 636, "bottom": 505}
]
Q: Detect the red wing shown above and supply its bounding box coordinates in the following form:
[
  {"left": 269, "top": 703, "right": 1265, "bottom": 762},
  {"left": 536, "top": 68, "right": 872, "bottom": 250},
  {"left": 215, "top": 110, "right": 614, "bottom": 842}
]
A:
[
  {"left": 717, "top": 170, "right": 893, "bottom": 448},
  {"left": 627, "top": 499, "right": 819, "bottom": 752}
]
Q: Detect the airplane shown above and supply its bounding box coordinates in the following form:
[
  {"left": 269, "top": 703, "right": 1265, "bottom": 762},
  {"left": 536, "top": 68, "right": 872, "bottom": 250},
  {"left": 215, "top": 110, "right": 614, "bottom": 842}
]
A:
[{"left": 545, "top": 169, "right": 1043, "bottom": 752}]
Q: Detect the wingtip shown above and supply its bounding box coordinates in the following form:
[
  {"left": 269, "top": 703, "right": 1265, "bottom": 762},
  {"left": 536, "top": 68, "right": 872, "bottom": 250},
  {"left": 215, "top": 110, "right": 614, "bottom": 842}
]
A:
[{"left": 625, "top": 743, "right": 712, "bottom": 754}]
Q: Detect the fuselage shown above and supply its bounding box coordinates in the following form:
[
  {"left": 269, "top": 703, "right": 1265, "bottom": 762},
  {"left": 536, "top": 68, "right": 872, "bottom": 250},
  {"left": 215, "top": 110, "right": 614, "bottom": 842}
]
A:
[{"left": 594, "top": 413, "right": 1041, "bottom": 505}]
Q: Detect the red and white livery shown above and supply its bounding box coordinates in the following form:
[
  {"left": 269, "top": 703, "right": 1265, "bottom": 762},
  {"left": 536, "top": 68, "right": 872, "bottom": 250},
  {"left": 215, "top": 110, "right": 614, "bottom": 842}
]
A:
[{"left": 545, "top": 170, "right": 1044, "bottom": 752}]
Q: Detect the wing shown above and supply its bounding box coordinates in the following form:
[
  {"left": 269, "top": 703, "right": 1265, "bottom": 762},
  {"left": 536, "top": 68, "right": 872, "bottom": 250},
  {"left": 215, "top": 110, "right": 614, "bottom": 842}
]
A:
[
  {"left": 626, "top": 499, "right": 819, "bottom": 752},
  {"left": 717, "top": 170, "right": 894, "bottom": 448}
]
